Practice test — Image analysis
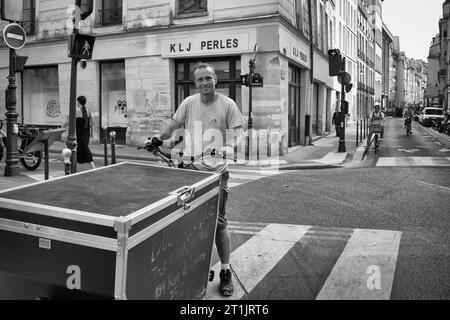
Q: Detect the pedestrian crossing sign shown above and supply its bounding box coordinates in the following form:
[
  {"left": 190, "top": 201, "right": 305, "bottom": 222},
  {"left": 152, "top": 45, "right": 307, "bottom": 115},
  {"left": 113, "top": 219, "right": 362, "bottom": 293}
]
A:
[{"left": 68, "top": 33, "right": 95, "bottom": 60}]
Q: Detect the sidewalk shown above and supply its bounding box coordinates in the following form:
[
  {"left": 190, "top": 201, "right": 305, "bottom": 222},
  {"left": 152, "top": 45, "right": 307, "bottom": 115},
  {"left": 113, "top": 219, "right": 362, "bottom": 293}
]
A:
[
  {"left": 47, "top": 121, "right": 364, "bottom": 170},
  {"left": 0, "top": 122, "right": 365, "bottom": 191}
]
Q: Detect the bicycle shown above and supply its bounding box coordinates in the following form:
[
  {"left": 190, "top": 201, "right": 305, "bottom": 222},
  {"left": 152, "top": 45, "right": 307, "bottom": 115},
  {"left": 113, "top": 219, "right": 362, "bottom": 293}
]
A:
[
  {"left": 0, "top": 120, "right": 43, "bottom": 170},
  {"left": 361, "top": 123, "right": 382, "bottom": 160},
  {"left": 405, "top": 117, "right": 412, "bottom": 136}
]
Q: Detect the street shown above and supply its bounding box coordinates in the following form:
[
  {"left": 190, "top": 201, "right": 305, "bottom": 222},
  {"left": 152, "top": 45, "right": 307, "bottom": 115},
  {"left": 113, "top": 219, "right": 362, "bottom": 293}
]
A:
[{"left": 0, "top": 117, "right": 448, "bottom": 300}]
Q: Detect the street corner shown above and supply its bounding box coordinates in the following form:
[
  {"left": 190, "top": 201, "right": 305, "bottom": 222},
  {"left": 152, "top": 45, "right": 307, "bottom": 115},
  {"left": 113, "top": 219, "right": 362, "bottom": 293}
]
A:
[{"left": 0, "top": 172, "right": 38, "bottom": 192}]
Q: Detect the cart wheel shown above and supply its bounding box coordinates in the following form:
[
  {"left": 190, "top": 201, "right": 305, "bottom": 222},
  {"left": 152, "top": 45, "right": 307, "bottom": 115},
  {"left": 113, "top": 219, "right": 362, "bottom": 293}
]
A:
[
  {"left": 209, "top": 270, "right": 215, "bottom": 282},
  {"left": 19, "top": 139, "right": 42, "bottom": 171}
]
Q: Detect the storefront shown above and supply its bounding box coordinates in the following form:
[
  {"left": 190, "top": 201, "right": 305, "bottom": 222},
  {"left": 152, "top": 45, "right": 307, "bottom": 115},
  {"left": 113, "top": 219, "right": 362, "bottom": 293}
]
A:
[{"left": 1, "top": 21, "right": 332, "bottom": 153}]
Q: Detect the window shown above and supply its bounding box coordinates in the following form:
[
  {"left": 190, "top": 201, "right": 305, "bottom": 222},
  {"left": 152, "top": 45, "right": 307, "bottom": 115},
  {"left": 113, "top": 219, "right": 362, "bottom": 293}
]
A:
[
  {"left": 302, "top": 0, "right": 311, "bottom": 40},
  {"left": 23, "top": 66, "right": 62, "bottom": 125},
  {"left": 179, "top": 0, "right": 207, "bottom": 15},
  {"left": 22, "top": 0, "right": 35, "bottom": 36},
  {"left": 100, "top": 61, "right": 127, "bottom": 143},
  {"left": 98, "top": 0, "right": 122, "bottom": 26},
  {"left": 175, "top": 57, "right": 241, "bottom": 112}
]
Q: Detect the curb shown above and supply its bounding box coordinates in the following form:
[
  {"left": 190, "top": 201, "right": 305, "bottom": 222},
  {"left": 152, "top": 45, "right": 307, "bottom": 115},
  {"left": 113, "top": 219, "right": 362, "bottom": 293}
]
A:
[{"left": 278, "top": 163, "right": 342, "bottom": 170}]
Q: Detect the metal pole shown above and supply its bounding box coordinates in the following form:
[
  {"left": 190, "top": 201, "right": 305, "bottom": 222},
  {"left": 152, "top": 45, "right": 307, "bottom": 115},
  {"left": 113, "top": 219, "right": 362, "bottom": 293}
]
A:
[
  {"left": 360, "top": 118, "right": 363, "bottom": 143},
  {"left": 67, "top": 1, "right": 82, "bottom": 174},
  {"left": 246, "top": 59, "right": 254, "bottom": 160},
  {"left": 103, "top": 126, "right": 108, "bottom": 166},
  {"left": 356, "top": 121, "right": 359, "bottom": 147},
  {"left": 44, "top": 139, "right": 49, "bottom": 180},
  {"left": 338, "top": 79, "right": 346, "bottom": 152},
  {"left": 110, "top": 131, "right": 116, "bottom": 165},
  {"left": 4, "top": 48, "right": 20, "bottom": 176}
]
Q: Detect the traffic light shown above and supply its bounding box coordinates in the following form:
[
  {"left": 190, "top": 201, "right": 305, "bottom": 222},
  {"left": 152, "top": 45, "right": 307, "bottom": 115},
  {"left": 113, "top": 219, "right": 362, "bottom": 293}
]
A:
[
  {"left": 1, "top": 0, "right": 24, "bottom": 21},
  {"left": 240, "top": 74, "right": 249, "bottom": 86},
  {"left": 341, "top": 100, "right": 349, "bottom": 115},
  {"left": 75, "top": 0, "right": 93, "bottom": 20},
  {"left": 345, "top": 83, "right": 353, "bottom": 93},
  {"left": 328, "top": 49, "right": 342, "bottom": 77},
  {"left": 68, "top": 33, "right": 95, "bottom": 60}
]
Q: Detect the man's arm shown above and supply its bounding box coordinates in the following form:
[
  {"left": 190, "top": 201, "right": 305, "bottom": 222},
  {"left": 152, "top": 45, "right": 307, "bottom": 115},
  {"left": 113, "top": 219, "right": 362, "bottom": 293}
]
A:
[{"left": 159, "top": 119, "right": 182, "bottom": 141}]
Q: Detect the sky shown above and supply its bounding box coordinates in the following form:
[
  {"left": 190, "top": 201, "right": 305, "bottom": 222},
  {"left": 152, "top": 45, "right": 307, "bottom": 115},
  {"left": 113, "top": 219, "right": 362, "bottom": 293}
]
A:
[{"left": 382, "top": 0, "right": 443, "bottom": 62}]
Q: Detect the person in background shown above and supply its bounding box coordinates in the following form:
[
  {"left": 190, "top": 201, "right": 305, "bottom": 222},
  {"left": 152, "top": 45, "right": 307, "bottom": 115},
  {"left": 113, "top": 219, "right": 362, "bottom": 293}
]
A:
[
  {"left": 332, "top": 106, "right": 340, "bottom": 137},
  {"left": 76, "top": 96, "right": 95, "bottom": 169}
]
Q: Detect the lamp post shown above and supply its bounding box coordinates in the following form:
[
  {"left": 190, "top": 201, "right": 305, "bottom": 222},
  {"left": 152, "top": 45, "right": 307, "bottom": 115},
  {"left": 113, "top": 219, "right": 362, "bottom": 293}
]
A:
[{"left": 245, "top": 44, "right": 258, "bottom": 160}]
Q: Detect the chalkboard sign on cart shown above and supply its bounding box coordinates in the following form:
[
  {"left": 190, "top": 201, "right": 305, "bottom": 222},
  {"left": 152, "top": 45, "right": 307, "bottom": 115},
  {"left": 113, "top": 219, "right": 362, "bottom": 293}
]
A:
[{"left": 0, "top": 162, "right": 221, "bottom": 300}]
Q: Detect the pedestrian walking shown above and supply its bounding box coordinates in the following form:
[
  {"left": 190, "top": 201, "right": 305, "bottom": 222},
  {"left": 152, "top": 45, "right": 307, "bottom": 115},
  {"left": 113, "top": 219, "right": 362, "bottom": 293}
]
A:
[
  {"left": 332, "top": 107, "right": 340, "bottom": 136},
  {"left": 76, "top": 96, "right": 95, "bottom": 169},
  {"left": 150, "top": 62, "right": 245, "bottom": 297}
]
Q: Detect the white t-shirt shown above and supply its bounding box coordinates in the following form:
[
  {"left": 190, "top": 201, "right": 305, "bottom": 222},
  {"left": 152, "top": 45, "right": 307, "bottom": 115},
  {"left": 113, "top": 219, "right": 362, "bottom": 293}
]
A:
[{"left": 172, "top": 93, "right": 244, "bottom": 171}]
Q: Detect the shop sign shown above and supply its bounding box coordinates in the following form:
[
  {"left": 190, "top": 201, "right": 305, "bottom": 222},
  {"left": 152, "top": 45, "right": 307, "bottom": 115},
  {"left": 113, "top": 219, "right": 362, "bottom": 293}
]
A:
[{"left": 162, "top": 33, "right": 249, "bottom": 57}]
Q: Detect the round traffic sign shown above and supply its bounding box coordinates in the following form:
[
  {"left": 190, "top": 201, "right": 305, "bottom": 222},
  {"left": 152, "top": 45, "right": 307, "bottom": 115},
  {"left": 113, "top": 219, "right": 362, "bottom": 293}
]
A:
[{"left": 2, "top": 23, "right": 27, "bottom": 50}]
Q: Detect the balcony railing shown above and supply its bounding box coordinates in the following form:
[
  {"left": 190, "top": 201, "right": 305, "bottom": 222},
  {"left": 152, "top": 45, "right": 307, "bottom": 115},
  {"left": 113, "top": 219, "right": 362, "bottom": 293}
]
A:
[{"left": 98, "top": 7, "right": 122, "bottom": 26}]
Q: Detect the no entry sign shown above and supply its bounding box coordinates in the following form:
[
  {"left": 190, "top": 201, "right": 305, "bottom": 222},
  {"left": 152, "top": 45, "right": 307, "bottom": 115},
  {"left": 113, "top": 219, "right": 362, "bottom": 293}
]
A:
[{"left": 2, "top": 23, "right": 27, "bottom": 50}]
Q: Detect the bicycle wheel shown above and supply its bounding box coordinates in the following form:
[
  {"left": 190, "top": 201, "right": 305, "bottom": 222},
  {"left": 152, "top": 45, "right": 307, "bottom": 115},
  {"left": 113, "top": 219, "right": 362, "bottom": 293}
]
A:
[{"left": 19, "top": 139, "right": 42, "bottom": 171}]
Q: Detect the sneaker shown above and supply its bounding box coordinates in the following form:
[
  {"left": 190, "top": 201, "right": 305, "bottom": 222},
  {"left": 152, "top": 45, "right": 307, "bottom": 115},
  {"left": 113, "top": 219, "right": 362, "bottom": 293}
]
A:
[{"left": 219, "top": 269, "right": 234, "bottom": 297}]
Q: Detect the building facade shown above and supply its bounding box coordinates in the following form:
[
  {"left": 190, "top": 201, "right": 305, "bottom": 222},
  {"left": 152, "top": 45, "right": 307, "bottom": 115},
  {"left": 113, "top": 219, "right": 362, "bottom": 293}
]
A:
[
  {"left": 426, "top": 0, "right": 450, "bottom": 111},
  {"left": 357, "top": 0, "right": 375, "bottom": 117},
  {"left": 381, "top": 21, "right": 393, "bottom": 114},
  {"left": 1, "top": 0, "right": 340, "bottom": 154}
]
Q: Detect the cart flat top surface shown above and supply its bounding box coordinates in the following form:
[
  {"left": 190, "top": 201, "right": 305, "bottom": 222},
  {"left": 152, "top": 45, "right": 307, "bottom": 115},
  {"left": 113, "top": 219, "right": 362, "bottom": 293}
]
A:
[{"left": 0, "top": 163, "right": 216, "bottom": 217}]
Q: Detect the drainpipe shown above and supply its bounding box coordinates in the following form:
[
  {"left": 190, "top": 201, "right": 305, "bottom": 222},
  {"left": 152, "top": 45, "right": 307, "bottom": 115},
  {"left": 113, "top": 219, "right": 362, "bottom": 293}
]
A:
[{"left": 307, "top": 0, "right": 314, "bottom": 145}]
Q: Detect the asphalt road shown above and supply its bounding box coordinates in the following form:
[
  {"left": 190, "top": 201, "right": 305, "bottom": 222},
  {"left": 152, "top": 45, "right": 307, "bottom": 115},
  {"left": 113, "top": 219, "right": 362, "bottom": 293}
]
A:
[{"left": 0, "top": 118, "right": 448, "bottom": 300}]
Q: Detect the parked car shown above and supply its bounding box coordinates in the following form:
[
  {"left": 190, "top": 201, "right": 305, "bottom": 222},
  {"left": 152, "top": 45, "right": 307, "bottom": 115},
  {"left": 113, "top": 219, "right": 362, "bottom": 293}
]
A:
[{"left": 418, "top": 108, "right": 445, "bottom": 126}]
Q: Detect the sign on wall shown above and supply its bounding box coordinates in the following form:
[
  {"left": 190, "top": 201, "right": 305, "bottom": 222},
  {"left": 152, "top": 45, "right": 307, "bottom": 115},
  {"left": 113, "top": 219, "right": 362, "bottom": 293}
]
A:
[{"left": 161, "top": 32, "right": 249, "bottom": 58}]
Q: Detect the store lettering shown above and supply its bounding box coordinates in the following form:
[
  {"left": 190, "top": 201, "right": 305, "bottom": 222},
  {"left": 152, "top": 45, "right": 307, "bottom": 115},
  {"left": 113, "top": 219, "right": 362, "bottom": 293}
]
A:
[
  {"left": 200, "top": 39, "right": 239, "bottom": 51},
  {"left": 292, "top": 46, "right": 307, "bottom": 63},
  {"left": 170, "top": 42, "right": 192, "bottom": 53}
]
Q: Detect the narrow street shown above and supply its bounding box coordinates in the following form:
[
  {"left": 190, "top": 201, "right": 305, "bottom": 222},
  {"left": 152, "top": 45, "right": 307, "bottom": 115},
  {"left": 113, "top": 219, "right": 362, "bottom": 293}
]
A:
[{"left": 206, "top": 118, "right": 450, "bottom": 300}]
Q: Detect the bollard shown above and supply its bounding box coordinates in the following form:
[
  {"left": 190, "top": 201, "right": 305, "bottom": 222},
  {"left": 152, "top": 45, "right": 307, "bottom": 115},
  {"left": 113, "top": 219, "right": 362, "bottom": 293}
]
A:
[
  {"left": 110, "top": 131, "right": 116, "bottom": 165},
  {"left": 356, "top": 121, "right": 359, "bottom": 147},
  {"left": 103, "top": 125, "right": 108, "bottom": 166},
  {"left": 360, "top": 118, "right": 363, "bottom": 143},
  {"left": 363, "top": 118, "right": 366, "bottom": 139},
  {"left": 62, "top": 148, "right": 72, "bottom": 175}
]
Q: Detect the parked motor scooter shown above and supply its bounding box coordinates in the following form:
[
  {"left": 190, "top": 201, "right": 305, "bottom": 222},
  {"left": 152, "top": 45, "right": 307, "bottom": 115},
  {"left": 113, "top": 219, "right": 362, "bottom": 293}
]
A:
[{"left": 0, "top": 120, "right": 7, "bottom": 162}]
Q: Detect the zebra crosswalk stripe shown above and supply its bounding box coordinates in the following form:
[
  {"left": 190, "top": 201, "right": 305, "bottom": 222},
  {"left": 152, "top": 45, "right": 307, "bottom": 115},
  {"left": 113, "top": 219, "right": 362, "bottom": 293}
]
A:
[
  {"left": 376, "top": 157, "right": 450, "bottom": 167},
  {"left": 207, "top": 223, "right": 402, "bottom": 300},
  {"left": 316, "top": 229, "right": 402, "bottom": 300}
]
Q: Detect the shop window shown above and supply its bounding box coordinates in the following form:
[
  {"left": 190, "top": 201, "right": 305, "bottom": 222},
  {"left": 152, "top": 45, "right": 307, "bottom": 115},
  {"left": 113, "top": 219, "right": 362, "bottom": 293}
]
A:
[
  {"left": 178, "top": 0, "right": 207, "bottom": 15},
  {"left": 98, "top": 0, "right": 122, "bottom": 26},
  {"left": 100, "top": 61, "right": 127, "bottom": 144},
  {"left": 22, "top": 66, "right": 62, "bottom": 125},
  {"left": 175, "top": 58, "right": 242, "bottom": 112},
  {"left": 21, "top": 0, "right": 35, "bottom": 36}
]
